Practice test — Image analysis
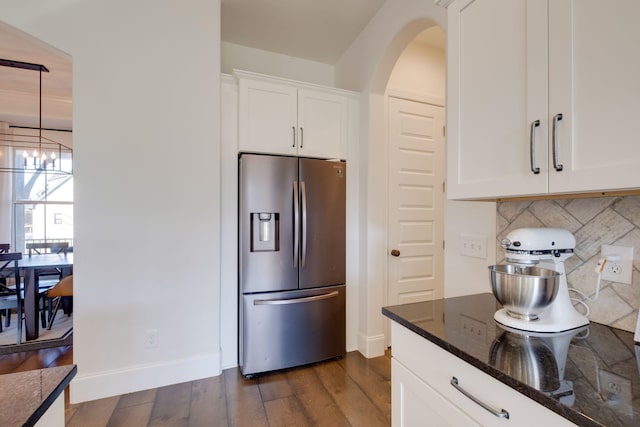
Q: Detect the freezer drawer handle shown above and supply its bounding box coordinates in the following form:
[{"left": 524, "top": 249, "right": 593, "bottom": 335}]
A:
[
  {"left": 450, "top": 377, "right": 509, "bottom": 420},
  {"left": 254, "top": 291, "right": 339, "bottom": 306}
]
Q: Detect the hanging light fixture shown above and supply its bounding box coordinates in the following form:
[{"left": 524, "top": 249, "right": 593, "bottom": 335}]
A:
[{"left": 0, "top": 58, "right": 71, "bottom": 174}]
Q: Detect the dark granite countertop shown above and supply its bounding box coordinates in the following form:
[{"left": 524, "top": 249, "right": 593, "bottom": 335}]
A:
[
  {"left": 383, "top": 293, "right": 640, "bottom": 427},
  {"left": 0, "top": 365, "right": 77, "bottom": 427}
]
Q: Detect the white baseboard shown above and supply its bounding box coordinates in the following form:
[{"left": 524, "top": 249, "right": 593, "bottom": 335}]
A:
[
  {"left": 358, "top": 332, "right": 385, "bottom": 358},
  {"left": 69, "top": 352, "right": 221, "bottom": 404}
]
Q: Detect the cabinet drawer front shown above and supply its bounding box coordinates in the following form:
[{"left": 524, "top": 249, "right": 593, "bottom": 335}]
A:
[
  {"left": 393, "top": 359, "right": 480, "bottom": 427},
  {"left": 391, "top": 323, "right": 576, "bottom": 427}
]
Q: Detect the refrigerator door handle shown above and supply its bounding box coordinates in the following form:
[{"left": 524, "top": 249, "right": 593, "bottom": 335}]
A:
[
  {"left": 293, "top": 180, "right": 299, "bottom": 268},
  {"left": 254, "top": 291, "right": 339, "bottom": 305},
  {"left": 301, "top": 180, "right": 307, "bottom": 268}
]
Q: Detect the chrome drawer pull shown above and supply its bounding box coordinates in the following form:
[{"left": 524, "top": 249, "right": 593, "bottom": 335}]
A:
[
  {"left": 292, "top": 126, "right": 297, "bottom": 147},
  {"left": 530, "top": 119, "right": 540, "bottom": 174},
  {"left": 450, "top": 377, "right": 509, "bottom": 419},
  {"left": 552, "top": 113, "right": 563, "bottom": 171}
]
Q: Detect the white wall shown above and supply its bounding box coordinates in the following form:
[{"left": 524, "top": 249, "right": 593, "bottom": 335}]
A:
[
  {"left": 222, "top": 41, "right": 335, "bottom": 87},
  {"left": 336, "top": 0, "right": 496, "bottom": 357},
  {"left": 1, "top": 0, "right": 222, "bottom": 403},
  {"left": 387, "top": 39, "right": 446, "bottom": 102}
]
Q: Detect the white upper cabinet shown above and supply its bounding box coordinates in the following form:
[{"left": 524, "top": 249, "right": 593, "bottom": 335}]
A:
[
  {"left": 447, "top": 0, "right": 640, "bottom": 199},
  {"left": 238, "top": 78, "right": 298, "bottom": 156},
  {"left": 548, "top": 0, "right": 640, "bottom": 193},
  {"left": 237, "top": 71, "right": 350, "bottom": 159}
]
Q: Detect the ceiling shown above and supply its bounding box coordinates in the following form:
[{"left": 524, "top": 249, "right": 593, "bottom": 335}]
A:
[
  {"left": 1, "top": 2, "right": 444, "bottom": 128},
  {"left": 221, "top": 0, "right": 388, "bottom": 64},
  {"left": 0, "top": 21, "right": 72, "bottom": 129},
  {"left": 221, "top": 0, "right": 444, "bottom": 63}
]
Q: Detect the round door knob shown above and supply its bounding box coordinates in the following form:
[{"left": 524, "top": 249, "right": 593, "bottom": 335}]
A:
[{"left": 390, "top": 249, "right": 400, "bottom": 257}]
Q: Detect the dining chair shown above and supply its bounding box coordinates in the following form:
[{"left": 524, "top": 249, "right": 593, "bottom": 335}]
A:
[
  {"left": 26, "top": 241, "right": 69, "bottom": 256},
  {"left": 45, "top": 275, "right": 73, "bottom": 330},
  {"left": 0, "top": 243, "right": 10, "bottom": 287},
  {"left": 29, "top": 242, "right": 70, "bottom": 288},
  {"left": 0, "top": 252, "right": 23, "bottom": 344}
]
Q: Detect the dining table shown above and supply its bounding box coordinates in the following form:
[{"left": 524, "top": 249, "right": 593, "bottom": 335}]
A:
[{"left": 18, "top": 253, "right": 73, "bottom": 341}]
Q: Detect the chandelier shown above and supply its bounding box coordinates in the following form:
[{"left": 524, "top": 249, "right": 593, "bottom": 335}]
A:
[{"left": 0, "top": 58, "right": 72, "bottom": 174}]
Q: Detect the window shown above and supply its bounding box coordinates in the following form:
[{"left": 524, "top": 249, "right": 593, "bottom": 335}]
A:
[{"left": 12, "top": 144, "right": 73, "bottom": 253}]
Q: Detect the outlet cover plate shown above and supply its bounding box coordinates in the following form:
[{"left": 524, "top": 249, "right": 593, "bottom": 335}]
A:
[{"left": 601, "top": 245, "right": 634, "bottom": 284}]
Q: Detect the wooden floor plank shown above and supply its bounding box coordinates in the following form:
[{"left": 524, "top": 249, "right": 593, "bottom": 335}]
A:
[
  {"left": 0, "top": 351, "right": 28, "bottom": 374},
  {"left": 257, "top": 371, "right": 293, "bottom": 402},
  {"left": 264, "top": 396, "right": 310, "bottom": 427},
  {"left": 47, "top": 345, "right": 74, "bottom": 367},
  {"left": 286, "top": 364, "right": 351, "bottom": 427},
  {"left": 116, "top": 388, "right": 157, "bottom": 409},
  {"left": 148, "top": 382, "right": 192, "bottom": 427},
  {"left": 66, "top": 396, "right": 120, "bottom": 427},
  {"left": 314, "top": 359, "right": 389, "bottom": 427},
  {"left": 338, "top": 352, "right": 392, "bottom": 424},
  {"left": 188, "top": 376, "right": 228, "bottom": 427},
  {"left": 107, "top": 402, "right": 154, "bottom": 427},
  {"left": 223, "top": 368, "right": 269, "bottom": 427}
]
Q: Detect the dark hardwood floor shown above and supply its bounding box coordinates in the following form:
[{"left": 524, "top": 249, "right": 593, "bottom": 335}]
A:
[{"left": 0, "top": 346, "right": 392, "bottom": 427}]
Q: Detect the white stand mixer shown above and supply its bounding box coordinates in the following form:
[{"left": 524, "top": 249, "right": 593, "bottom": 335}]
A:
[{"left": 493, "top": 228, "right": 589, "bottom": 333}]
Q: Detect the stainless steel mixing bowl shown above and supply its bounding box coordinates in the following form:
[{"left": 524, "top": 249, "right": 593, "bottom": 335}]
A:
[
  {"left": 489, "top": 264, "right": 561, "bottom": 320},
  {"left": 489, "top": 331, "right": 560, "bottom": 392}
]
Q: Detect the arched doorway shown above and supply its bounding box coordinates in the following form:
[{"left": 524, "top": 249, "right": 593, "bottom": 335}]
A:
[{"left": 384, "top": 27, "right": 446, "bottom": 346}]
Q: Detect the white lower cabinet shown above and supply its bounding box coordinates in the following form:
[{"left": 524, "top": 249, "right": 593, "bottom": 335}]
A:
[
  {"left": 391, "top": 322, "right": 576, "bottom": 427},
  {"left": 393, "top": 359, "right": 479, "bottom": 427}
]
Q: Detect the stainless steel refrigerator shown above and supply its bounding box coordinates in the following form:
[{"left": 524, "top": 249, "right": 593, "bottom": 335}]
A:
[{"left": 239, "top": 153, "right": 346, "bottom": 376}]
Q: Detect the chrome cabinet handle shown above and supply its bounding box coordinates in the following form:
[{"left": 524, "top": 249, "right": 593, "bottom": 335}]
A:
[
  {"left": 293, "top": 181, "right": 299, "bottom": 268},
  {"left": 552, "top": 113, "right": 563, "bottom": 171},
  {"left": 254, "top": 291, "right": 338, "bottom": 305},
  {"left": 292, "top": 126, "right": 296, "bottom": 148},
  {"left": 450, "top": 377, "right": 509, "bottom": 419},
  {"left": 301, "top": 181, "right": 307, "bottom": 268},
  {"left": 530, "top": 120, "right": 540, "bottom": 174},
  {"left": 300, "top": 127, "right": 304, "bottom": 148}
]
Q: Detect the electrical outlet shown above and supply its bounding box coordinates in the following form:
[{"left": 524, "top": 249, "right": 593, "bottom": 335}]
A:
[
  {"left": 145, "top": 329, "right": 158, "bottom": 348},
  {"left": 600, "top": 245, "right": 634, "bottom": 284},
  {"left": 461, "top": 234, "right": 488, "bottom": 259},
  {"left": 598, "top": 369, "right": 632, "bottom": 409}
]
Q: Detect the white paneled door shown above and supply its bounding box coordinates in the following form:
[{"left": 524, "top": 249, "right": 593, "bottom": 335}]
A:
[{"left": 387, "top": 97, "right": 444, "bottom": 307}]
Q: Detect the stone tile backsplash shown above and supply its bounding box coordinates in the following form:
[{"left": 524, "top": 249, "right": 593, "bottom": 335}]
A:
[{"left": 497, "top": 196, "right": 640, "bottom": 332}]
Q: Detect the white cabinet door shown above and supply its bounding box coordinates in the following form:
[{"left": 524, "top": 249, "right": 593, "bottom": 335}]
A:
[
  {"left": 297, "top": 89, "right": 347, "bottom": 159},
  {"left": 237, "top": 75, "right": 349, "bottom": 159},
  {"left": 392, "top": 359, "right": 479, "bottom": 427},
  {"left": 447, "top": 0, "right": 548, "bottom": 199},
  {"left": 548, "top": 0, "right": 640, "bottom": 193},
  {"left": 238, "top": 79, "right": 298, "bottom": 156}
]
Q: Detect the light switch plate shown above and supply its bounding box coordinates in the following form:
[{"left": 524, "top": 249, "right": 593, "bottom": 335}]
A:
[{"left": 460, "top": 234, "right": 488, "bottom": 259}]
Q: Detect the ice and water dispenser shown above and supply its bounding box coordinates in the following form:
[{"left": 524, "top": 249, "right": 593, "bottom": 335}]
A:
[{"left": 250, "top": 212, "right": 279, "bottom": 252}]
